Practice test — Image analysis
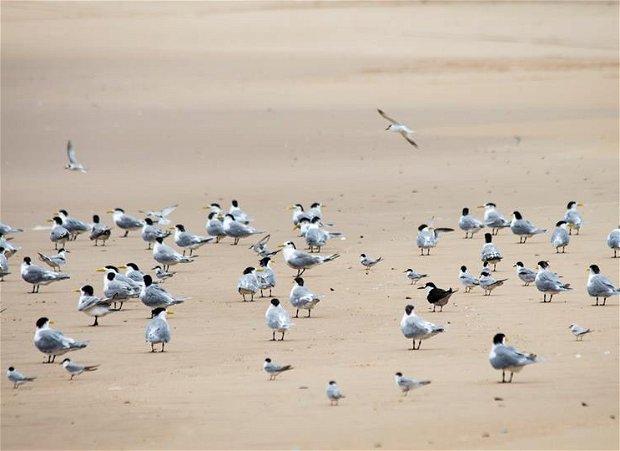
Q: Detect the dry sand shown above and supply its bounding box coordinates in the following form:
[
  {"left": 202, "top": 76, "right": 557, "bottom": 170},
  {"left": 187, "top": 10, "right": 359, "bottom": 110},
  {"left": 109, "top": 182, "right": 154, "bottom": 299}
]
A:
[{"left": 1, "top": 1, "right": 618, "bottom": 449}]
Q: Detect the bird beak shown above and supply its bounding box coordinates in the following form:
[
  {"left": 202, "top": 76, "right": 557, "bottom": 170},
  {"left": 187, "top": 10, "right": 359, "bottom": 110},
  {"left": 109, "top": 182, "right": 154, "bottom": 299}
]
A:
[
  {"left": 50, "top": 320, "right": 56, "bottom": 325},
  {"left": 256, "top": 268, "right": 264, "bottom": 272},
  {"left": 287, "top": 205, "right": 294, "bottom": 210},
  {"left": 74, "top": 289, "right": 81, "bottom": 293},
  {"left": 117, "top": 265, "right": 126, "bottom": 269},
  {"left": 202, "top": 205, "right": 210, "bottom": 210},
  {"left": 46, "top": 219, "right": 53, "bottom": 223},
  {"left": 476, "top": 205, "right": 485, "bottom": 209},
  {"left": 167, "top": 310, "right": 175, "bottom": 315},
  {"left": 385, "top": 126, "right": 390, "bottom": 130},
  {"left": 106, "top": 209, "right": 115, "bottom": 214},
  {"left": 578, "top": 203, "right": 584, "bottom": 207},
  {"left": 277, "top": 244, "right": 285, "bottom": 248},
  {"left": 217, "top": 214, "right": 224, "bottom": 220},
  {"left": 167, "top": 227, "right": 175, "bottom": 231},
  {"left": 95, "top": 268, "right": 106, "bottom": 272},
  {"left": 417, "top": 286, "right": 425, "bottom": 290}
]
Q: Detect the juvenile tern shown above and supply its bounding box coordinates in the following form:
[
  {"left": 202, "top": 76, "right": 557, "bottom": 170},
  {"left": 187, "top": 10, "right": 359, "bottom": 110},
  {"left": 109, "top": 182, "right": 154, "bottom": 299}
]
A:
[
  {"left": 607, "top": 227, "right": 620, "bottom": 258},
  {"left": 513, "top": 261, "right": 536, "bottom": 286},
  {"left": 108, "top": 208, "right": 143, "bottom": 238},
  {"left": 458, "top": 207, "right": 484, "bottom": 239},
  {"left": 569, "top": 324, "right": 591, "bottom": 341},
  {"left": 263, "top": 358, "right": 293, "bottom": 380},
  {"left": 49, "top": 217, "right": 70, "bottom": 250},
  {"left": 480, "top": 233, "right": 503, "bottom": 271},
  {"left": 205, "top": 211, "right": 226, "bottom": 243},
  {"left": 57, "top": 210, "right": 89, "bottom": 241},
  {"left": 458, "top": 265, "right": 479, "bottom": 293},
  {"left": 139, "top": 204, "right": 178, "bottom": 226},
  {"left": 229, "top": 199, "right": 253, "bottom": 224},
  {"left": 488, "top": 333, "right": 538, "bottom": 383},
  {"left": 418, "top": 282, "right": 457, "bottom": 312},
  {"left": 550, "top": 221, "right": 570, "bottom": 253},
  {"left": 153, "top": 265, "right": 175, "bottom": 283},
  {"left": 279, "top": 241, "right": 339, "bottom": 276},
  {"left": 415, "top": 224, "right": 454, "bottom": 256},
  {"left": 61, "top": 358, "right": 99, "bottom": 380},
  {"left": 153, "top": 237, "right": 193, "bottom": 271},
  {"left": 400, "top": 304, "right": 445, "bottom": 350},
  {"left": 377, "top": 108, "right": 418, "bottom": 148},
  {"left": 510, "top": 211, "right": 546, "bottom": 243},
  {"left": 326, "top": 380, "right": 345, "bottom": 406},
  {"left": 77, "top": 285, "right": 116, "bottom": 326},
  {"left": 479, "top": 270, "right": 508, "bottom": 296},
  {"left": 265, "top": 299, "right": 293, "bottom": 341},
  {"left": 478, "top": 203, "right": 511, "bottom": 236},
  {"left": 145, "top": 307, "right": 173, "bottom": 352},
  {"left": 223, "top": 214, "right": 264, "bottom": 245},
  {"left": 0, "top": 223, "right": 23, "bottom": 235},
  {"left": 535, "top": 261, "right": 572, "bottom": 302},
  {"left": 404, "top": 268, "right": 427, "bottom": 285},
  {"left": 174, "top": 224, "right": 213, "bottom": 256},
  {"left": 7, "top": 367, "right": 36, "bottom": 388},
  {"left": 34, "top": 317, "right": 88, "bottom": 363},
  {"left": 360, "top": 254, "right": 382, "bottom": 273},
  {"left": 64, "top": 140, "right": 87, "bottom": 173},
  {"left": 141, "top": 218, "right": 171, "bottom": 250},
  {"left": 0, "top": 247, "right": 10, "bottom": 281},
  {"left": 394, "top": 372, "right": 430, "bottom": 396},
  {"left": 257, "top": 256, "right": 276, "bottom": 297},
  {"left": 37, "top": 248, "right": 68, "bottom": 272},
  {"left": 289, "top": 277, "right": 321, "bottom": 318},
  {"left": 89, "top": 215, "right": 111, "bottom": 246},
  {"left": 587, "top": 264, "right": 620, "bottom": 306},
  {"left": 563, "top": 201, "right": 583, "bottom": 235},
  {"left": 237, "top": 267, "right": 260, "bottom": 302},
  {"left": 140, "top": 275, "right": 187, "bottom": 311},
  {"left": 21, "top": 256, "right": 70, "bottom": 293}
]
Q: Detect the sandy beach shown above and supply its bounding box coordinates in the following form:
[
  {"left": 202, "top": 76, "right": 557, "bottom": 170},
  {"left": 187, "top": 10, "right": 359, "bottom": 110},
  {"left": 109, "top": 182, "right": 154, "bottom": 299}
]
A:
[{"left": 1, "top": 1, "right": 618, "bottom": 449}]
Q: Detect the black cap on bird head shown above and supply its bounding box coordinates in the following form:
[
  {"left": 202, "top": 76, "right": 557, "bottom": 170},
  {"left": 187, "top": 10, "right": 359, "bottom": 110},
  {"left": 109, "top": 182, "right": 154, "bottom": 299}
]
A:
[
  {"left": 52, "top": 217, "right": 63, "bottom": 225},
  {"left": 106, "top": 272, "right": 117, "bottom": 281},
  {"left": 231, "top": 200, "right": 239, "bottom": 207},
  {"left": 144, "top": 218, "right": 154, "bottom": 225},
  {"left": 8, "top": 366, "right": 15, "bottom": 371},
  {"left": 115, "top": 208, "right": 125, "bottom": 213},
  {"left": 589, "top": 264, "right": 600, "bottom": 274},
  {"left": 555, "top": 220, "right": 567, "bottom": 227},
  {"left": 58, "top": 209, "right": 69, "bottom": 216},
  {"left": 224, "top": 214, "right": 235, "bottom": 220},
  {"left": 311, "top": 217, "right": 321, "bottom": 224},
  {"left": 405, "top": 304, "right": 414, "bottom": 315},
  {"left": 360, "top": 254, "right": 366, "bottom": 258},
  {"left": 61, "top": 358, "right": 71, "bottom": 364},
  {"left": 155, "top": 237, "right": 164, "bottom": 244},
  {"left": 484, "top": 233, "right": 493, "bottom": 243},
  {"left": 294, "top": 277, "right": 304, "bottom": 286},
  {"left": 143, "top": 275, "right": 153, "bottom": 286},
  {"left": 208, "top": 212, "right": 219, "bottom": 220},
  {"left": 298, "top": 217, "right": 310, "bottom": 224},
  {"left": 152, "top": 307, "right": 166, "bottom": 317},
  {"left": 175, "top": 224, "right": 185, "bottom": 232},
  {"left": 259, "top": 257, "right": 271, "bottom": 267},
  {"left": 210, "top": 203, "right": 221, "bottom": 209},
  {"left": 493, "top": 333, "right": 506, "bottom": 344},
  {"left": 310, "top": 202, "right": 321, "bottom": 209},
  {"left": 23, "top": 256, "right": 32, "bottom": 264},
  {"left": 104, "top": 265, "right": 119, "bottom": 272},
  {"left": 243, "top": 267, "right": 256, "bottom": 275},
  {"left": 93, "top": 214, "right": 100, "bottom": 223},
  {"left": 270, "top": 299, "right": 280, "bottom": 307},
  {"left": 460, "top": 265, "right": 467, "bottom": 272},
  {"left": 418, "top": 282, "right": 437, "bottom": 290},
  {"left": 0, "top": 247, "right": 5, "bottom": 253},
  {"left": 395, "top": 372, "right": 403, "bottom": 377},
  {"left": 81, "top": 285, "right": 94, "bottom": 296},
  {"left": 462, "top": 207, "right": 469, "bottom": 215},
  {"left": 485, "top": 202, "right": 497, "bottom": 208},
  {"left": 328, "top": 380, "right": 336, "bottom": 385},
  {"left": 514, "top": 261, "right": 524, "bottom": 267},
  {"left": 566, "top": 201, "right": 577, "bottom": 209},
  {"left": 265, "top": 358, "right": 272, "bottom": 363},
  {"left": 36, "top": 317, "right": 49, "bottom": 328},
  {"left": 512, "top": 211, "right": 523, "bottom": 220},
  {"left": 417, "top": 224, "right": 428, "bottom": 231},
  {"left": 126, "top": 263, "right": 139, "bottom": 271},
  {"left": 537, "top": 260, "right": 549, "bottom": 269}
]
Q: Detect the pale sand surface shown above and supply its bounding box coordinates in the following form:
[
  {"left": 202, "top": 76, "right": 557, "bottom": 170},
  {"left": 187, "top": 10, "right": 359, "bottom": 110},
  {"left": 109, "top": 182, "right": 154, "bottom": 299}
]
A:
[{"left": 1, "top": 1, "right": 619, "bottom": 449}]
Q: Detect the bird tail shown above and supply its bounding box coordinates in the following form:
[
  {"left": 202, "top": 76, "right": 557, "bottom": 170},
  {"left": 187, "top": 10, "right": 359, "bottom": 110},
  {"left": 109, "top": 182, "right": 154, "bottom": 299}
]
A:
[
  {"left": 280, "top": 365, "right": 293, "bottom": 372},
  {"left": 419, "top": 380, "right": 431, "bottom": 386},
  {"left": 200, "top": 237, "right": 214, "bottom": 244},
  {"left": 25, "top": 376, "right": 37, "bottom": 381},
  {"left": 433, "top": 326, "right": 445, "bottom": 333},
  {"left": 323, "top": 254, "right": 340, "bottom": 262},
  {"left": 84, "top": 365, "right": 100, "bottom": 372},
  {"left": 56, "top": 273, "right": 70, "bottom": 280},
  {"left": 70, "top": 340, "right": 89, "bottom": 350}
]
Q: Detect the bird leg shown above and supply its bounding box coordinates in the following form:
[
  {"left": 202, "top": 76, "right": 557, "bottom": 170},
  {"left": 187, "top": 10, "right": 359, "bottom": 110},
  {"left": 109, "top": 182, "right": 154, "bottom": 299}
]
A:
[
  {"left": 295, "top": 309, "right": 299, "bottom": 318},
  {"left": 272, "top": 331, "right": 276, "bottom": 341},
  {"left": 307, "top": 310, "right": 311, "bottom": 318},
  {"left": 279, "top": 331, "right": 285, "bottom": 341},
  {"left": 508, "top": 372, "right": 514, "bottom": 383},
  {"left": 123, "top": 230, "right": 129, "bottom": 238},
  {"left": 501, "top": 370, "right": 506, "bottom": 383},
  {"left": 151, "top": 343, "right": 156, "bottom": 352},
  {"left": 602, "top": 298, "right": 607, "bottom": 306},
  {"left": 161, "top": 343, "right": 165, "bottom": 352},
  {"left": 91, "top": 317, "right": 99, "bottom": 326},
  {"left": 415, "top": 340, "right": 422, "bottom": 350}
]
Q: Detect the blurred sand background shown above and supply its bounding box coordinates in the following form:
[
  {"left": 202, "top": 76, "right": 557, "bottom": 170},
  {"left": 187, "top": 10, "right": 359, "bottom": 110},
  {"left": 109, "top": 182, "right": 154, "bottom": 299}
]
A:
[{"left": 1, "top": 1, "right": 618, "bottom": 449}]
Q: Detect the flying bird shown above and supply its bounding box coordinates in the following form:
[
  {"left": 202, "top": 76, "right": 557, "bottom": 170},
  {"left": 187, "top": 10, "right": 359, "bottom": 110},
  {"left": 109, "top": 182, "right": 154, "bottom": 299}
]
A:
[
  {"left": 377, "top": 109, "right": 418, "bottom": 148},
  {"left": 64, "top": 140, "right": 87, "bottom": 173}
]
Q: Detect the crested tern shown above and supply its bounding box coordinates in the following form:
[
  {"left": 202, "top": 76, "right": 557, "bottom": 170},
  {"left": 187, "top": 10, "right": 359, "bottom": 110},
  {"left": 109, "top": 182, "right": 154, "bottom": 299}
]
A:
[
  {"left": 140, "top": 275, "right": 187, "bottom": 312},
  {"left": 153, "top": 237, "right": 193, "bottom": 271},
  {"left": 265, "top": 299, "right": 293, "bottom": 341},
  {"left": 21, "top": 256, "right": 69, "bottom": 293},
  {"left": 257, "top": 256, "right": 276, "bottom": 297},
  {"left": 145, "top": 308, "right": 173, "bottom": 352},
  {"left": 34, "top": 317, "right": 88, "bottom": 363},
  {"left": 37, "top": 248, "right": 68, "bottom": 272},
  {"left": 141, "top": 218, "right": 171, "bottom": 250},
  {"left": 563, "top": 201, "right": 583, "bottom": 235},
  {"left": 223, "top": 214, "right": 263, "bottom": 245},
  {"left": 513, "top": 261, "right": 536, "bottom": 286},
  {"left": 479, "top": 270, "right": 508, "bottom": 296},
  {"left": 108, "top": 208, "right": 143, "bottom": 238},
  {"left": 587, "top": 264, "right": 619, "bottom": 306},
  {"left": 205, "top": 211, "right": 226, "bottom": 243},
  {"left": 49, "top": 217, "right": 70, "bottom": 250},
  {"left": 89, "top": 214, "right": 111, "bottom": 246},
  {"left": 57, "top": 209, "right": 89, "bottom": 241},
  {"left": 480, "top": 233, "right": 502, "bottom": 271},
  {"left": 535, "top": 261, "right": 572, "bottom": 302},
  {"left": 458, "top": 207, "right": 484, "bottom": 239},
  {"left": 237, "top": 266, "right": 260, "bottom": 302},
  {"left": 607, "top": 227, "right": 620, "bottom": 258},
  {"left": 377, "top": 108, "right": 418, "bottom": 148},
  {"left": 279, "top": 241, "right": 339, "bottom": 276},
  {"left": 400, "top": 304, "right": 445, "bottom": 350},
  {"left": 569, "top": 324, "right": 591, "bottom": 341},
  {"left": 511, "top": 211, "right": 546, "bottom": 243},
  {"left": 478, "top": 203, "right": 511, "bottom": 236},
  {"left": 174, "top": 224, "right": 213, "bottom": 256},
  {"left": 416, "top": 224, "right": 454, "bottom": 256},
  {"left": 489, "top": 333, "right": 538, "bottom": 383},
  {"left": 139, "top": 204, "right": 178, "bottom": 226},
  {"left": 289, "top": 277, "right": 320, "bottom": 318},
  {"left": 77, "top": 285, "right": 116, "bottom": 326},
  {"left": 550, "top": 221, "right": 570, "bottom": 253}
]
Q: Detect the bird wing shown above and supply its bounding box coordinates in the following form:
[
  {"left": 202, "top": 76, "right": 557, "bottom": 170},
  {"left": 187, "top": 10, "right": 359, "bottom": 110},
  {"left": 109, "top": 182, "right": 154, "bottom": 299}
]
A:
[
  {"left": 67, "top": 142, "right": 78, "bottom": 164},
  {"left": 377, "top": 108, "right": 400, "bottom": 125},
  {"left": 399, "top": 131, "right": 418, "bottom": 148}
]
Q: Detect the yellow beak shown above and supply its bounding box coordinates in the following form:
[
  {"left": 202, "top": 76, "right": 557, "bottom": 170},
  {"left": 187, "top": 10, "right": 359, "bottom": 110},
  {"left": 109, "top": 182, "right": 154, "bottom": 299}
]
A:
[
  {"left": 106, "top": 209, "right": 115, "bottom": 214},
  {"left": 166, "top": 310, "right": 175, "bottom": 315}
]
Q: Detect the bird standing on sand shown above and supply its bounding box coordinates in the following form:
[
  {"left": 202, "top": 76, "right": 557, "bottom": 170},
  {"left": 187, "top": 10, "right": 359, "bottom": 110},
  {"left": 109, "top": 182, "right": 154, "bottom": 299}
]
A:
[
  {"left": 394, "top": 372, "right": 431, "bottom": 396},
  {"left": 265, "top": 299, "right": 293, "bottom": 341},
  {"left": 89, "top": 215, "right": 111, "bottom": 246},
  {"left": 586, "top": 264, "right": 620, "bottom": 306},
  {"left": 415, "top": 224, "right": 454, "bottom": 256},
  {"left": 480, "top": 233, "right": 503, "bottom": 271},
  {"left": 418, "top": 282, "right": 458, "bottom": 312},
  {"left": 145, "top": 308, "right": 173, "bottom": 352},
  {"left": 510, "top": 211, "right": 546, "bottom": 243},
  {"left": 404, "top": 268, "right": 427, "bottom": 285},
  {"left": 7, "top": 367, "right": 36, "bottom": 388},
  {"left": 513, "top": 261, "right": 536, "bottom": 286},
  {"left": 21, "top": 257, "right": 70, "bottom": 293},
  {"left": 534, "top": 261, "right": 572, "bottom": 303},
  {"left": 279, "top": 241, "right": 339, "bottom": 277},
  {"left": 488, "top": 333, "right": 538, "bottom": 383},
  {"left": 360, "top": 254, "right": 382, "bottom": 273},
  {"left": 326, "top": 380, "right": 346, "bottom": 406},
  {"left": 458, "top": 207, "right": 484, "bottom": 239},
  {"left": 563, "top": 201, "right": 584, "bottom": 235},
  {"left": 263, "top": 358, "right": 293, "bottom": 380},
  {"left": 400, "top": 304, "right": 445, "bottom": 350},
  {"left": 550, "top": 221, "right": 570, "bottom": 253},
  {"left": 479, "top": 203, "right": 511, "bottom": 236},
  {"left": 459, "top": 265, "right": 479, "bottom": 293},
  {"left": 289, "top": 277, "right": 321, "bottom": 318},
  {"left": 108, "top": 208, "right": 143, "bottom": 238},
  {"left": 61, "top": 358, "right": 99, "bottom": 380},
  {"left": 34, "top": 317, "right": 88, "bottom": 363},
  {"left": 569, "top": 324, "right": 591, "bottom": 341}
]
